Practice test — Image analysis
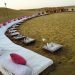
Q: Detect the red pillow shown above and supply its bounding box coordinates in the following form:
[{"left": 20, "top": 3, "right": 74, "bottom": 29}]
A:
[{"left": 10, "top": 53, "right": 27, "bottom": 65}]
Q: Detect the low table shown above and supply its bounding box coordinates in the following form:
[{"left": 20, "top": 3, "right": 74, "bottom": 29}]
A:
[
  {"left": 22, "top": 37, "right": 36, "bottom": 45},
  {"left": 8, "top": 30, "right": 17, "bottom": 33},
  {"left": 8, "top": 27, "right": 16, "bottom": 30},
  {"left": 16, "top": 22, "right": 22, "bottom": 25},
  {"left": 13, "top": 35, "right": 25, "bottom": 40},
  {"left": 43, "top": 42, "right": 63, "bottom": 52},
  {"left": 10, "top": 32, "right": 20, "bottom": 36}
]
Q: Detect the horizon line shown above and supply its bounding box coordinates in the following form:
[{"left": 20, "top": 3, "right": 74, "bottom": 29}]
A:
[{"left": 0, "top": 5, "right": 75, "bottom": 10}]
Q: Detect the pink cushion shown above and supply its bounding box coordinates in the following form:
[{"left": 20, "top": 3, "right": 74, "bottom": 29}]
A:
[
  {"left": 18, "top": 18, "right": 20, "bottom": 20},
  {"left": 10, "top": 53, "right": 27, "bottom": 65},
  {"left": 3, "top": 22, "right": 7, "bottom": 26},
  {"left": 0, "top": 25, "right": 1, "bottom": 28},
  {"left": 14, "top": 19, "right": 16, "bottom": 21},
  {"left": 8, "top": 20, "right": 11, "bottom": 23}
]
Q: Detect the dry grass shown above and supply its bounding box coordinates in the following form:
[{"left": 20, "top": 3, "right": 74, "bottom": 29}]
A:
[
  {"left": 0, "top": 8, "right": 39, "bottom": 23},
  {"left": 16, "top": 12, "right": 75, "bottom": 75}
]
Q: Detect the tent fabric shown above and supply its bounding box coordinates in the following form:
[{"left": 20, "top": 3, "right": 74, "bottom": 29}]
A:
[
  {"left": 0, "top": 47, "right": 53, "bottom": 75},
  {"left": 0, "top": 17, "right": 53, "bottom": 75},
  {"left": 0, "top": 55, "right": 32, "bottom": 75}
]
